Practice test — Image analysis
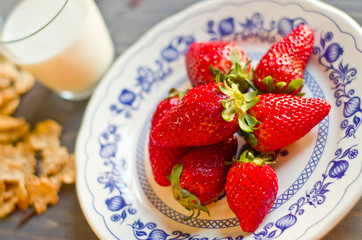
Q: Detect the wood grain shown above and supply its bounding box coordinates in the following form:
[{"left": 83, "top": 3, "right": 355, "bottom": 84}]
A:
[{"left": 0, "top": 0, "right": 361, "bottom": 239}]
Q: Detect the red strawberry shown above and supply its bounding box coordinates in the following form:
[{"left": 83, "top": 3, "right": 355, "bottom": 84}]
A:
[
  {"left": 253, "top": 24, "right": 314, "bottom": 94},
  {"left": 150, "top": 89, "right": 183, "bottom": 128},
  {"left": 186, "top": 41, "right": 252, "bottom": 90},
  {"left": 169, "top": 136, "right": 238, "bottom": 220},
  {"left": 148, "top": 89, "right": 189, "bottom": 186},
  {"left": 148, "top": 144, "right": 189, "bottom": 186},
  {"left": 150, "top": 80, "right": 259, "bottom": 147},
  {"left": 245, "top": 94, "right": 331, "bottom": 152},
  {"left": 225, "top": 150, "right": 278, "bottom": 232}
]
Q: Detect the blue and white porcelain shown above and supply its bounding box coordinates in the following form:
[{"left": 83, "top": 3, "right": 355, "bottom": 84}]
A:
[{"left": 75, "top": 0, "right": 362, "bottom": 239}]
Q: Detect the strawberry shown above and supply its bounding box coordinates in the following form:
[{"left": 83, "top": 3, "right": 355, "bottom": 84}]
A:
[
  {"left": 169, "top": 136, "right": 238, "bottom": 220},
  {"left": 150, "top": 80, "right": 259, "bottom": 147},
  {"left": 150, "top": 89, "right": 183, "bottom": 128},
  {"left": 245, "top": 94, "right": 331, "bottom": 152},
  {"left": 148, "top": 144, "right": 189, "bottom": 186},
  {"left": 225, "top": 150, "right": 278, "bottom": 232},
  {"left": 148, "top": 89, "right": 189, "bottom": 186},
  {"left": 185, "top": 41, "right": 252, "bottom": 91},
  {"left": 253, "top": 24, "right": 314, "bottom": 94}
]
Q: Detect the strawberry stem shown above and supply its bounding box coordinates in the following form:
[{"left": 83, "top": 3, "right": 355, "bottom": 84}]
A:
[{"left": 169, "top": 163, "right": 210, "bottom": 221}]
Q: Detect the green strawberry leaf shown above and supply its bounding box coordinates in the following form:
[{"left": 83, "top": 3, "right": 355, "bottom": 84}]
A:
[
  {"left": 243, "top": 131, "right": 258, "bottom": 146},
  {"left": 243, "top": 60, "right": 252, "bottom": 71},
  {"left": 282, "top": 78, "right": 304, "bottom": 94},
  {"left": 244, "top": 91, "right": 257, "bottom": 102},
  {"left": 246, "top": 95, "right": 260, "bottom": 109},
  {"left": 221, "top": 98, "right": 232, "bottom": 109},
  {"left": 211, "top": 49, "right": 256, "bottom": 94},
  {"left": 261, "top": 77, "right": 304, "bottom": 95},
  {"left": 169, "top": 163, "right": 210, "bottom": 221},
  {"left": 233, "top": 150, "right": 275, "bottom": 166},
  {"left": 245, "top": 113, "right": 259, "bottom": 127},
  {"left": 215, "top": 74, "right": 232, "bottom": 96},
  {"left": 170, "top": 163, "right": 182, "bottom": 187},
  {"left": 262, "top": 76, "right": 276, "bottom": 93},
  {"left": 276, "top": 81, "right": 287, "bottom": 93},
  {"left": 230, "top": 49, "right": 242, "bottom": 66},
  {"left": 216, "top": 74, "right": 260, "bottom": 137},
  {"left": 238, "top": 115, "right": 253, "bottom": 132},
  {"left": 167, "top": 88, "right": 188, "bottom": 101},
  {"left": 210, "top": 66, "right": 222, "bottom": 79},
  {"left": 222, "top": 103, "right": 237, "bottom": 122},
  {"left": 235, "top": 63, "right": 243, "bottom": 75},
  {"left": 297, "top": 92, "right": 306, "bottom": 97}
]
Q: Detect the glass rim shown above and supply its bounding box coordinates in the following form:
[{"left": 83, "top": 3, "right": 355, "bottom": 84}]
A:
[{"left": 0, "top": 0, "right": 69, "bottom": 44}]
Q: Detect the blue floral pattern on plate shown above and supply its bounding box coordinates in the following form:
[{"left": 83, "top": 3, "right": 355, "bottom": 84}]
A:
[{"left": 76, "top": 0, "right": 362, "bottom": 239}]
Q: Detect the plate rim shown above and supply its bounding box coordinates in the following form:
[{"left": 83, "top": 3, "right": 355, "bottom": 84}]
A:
[{"left": 75, "top": 0, "right": 362, "bottom": 239}]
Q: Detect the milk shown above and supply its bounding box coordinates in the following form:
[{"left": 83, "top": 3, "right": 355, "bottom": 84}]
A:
[{"left": 0, "top": 0, "right": 114, "bottom": 99}]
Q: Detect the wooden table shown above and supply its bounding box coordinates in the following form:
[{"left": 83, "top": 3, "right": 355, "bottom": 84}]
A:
[{"left": 0, "top": 0, "right": 361, "bottom": 239}]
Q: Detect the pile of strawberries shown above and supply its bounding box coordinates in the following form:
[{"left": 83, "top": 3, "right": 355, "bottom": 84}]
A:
[{"left": 148, "top": 24, "right": 331, "bottom": 232}]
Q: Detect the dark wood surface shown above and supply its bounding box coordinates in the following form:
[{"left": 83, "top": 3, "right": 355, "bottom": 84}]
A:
[{"left": 0, "top": 0, "right": 361, "bottom": 239}]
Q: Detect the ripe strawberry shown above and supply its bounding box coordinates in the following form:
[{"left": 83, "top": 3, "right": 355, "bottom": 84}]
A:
[
  {"left": 148, "top": 144, "right": 189, "bottom": 186},
  {"left": 225, "top": 150, "right": 278, "bottom": 232},
  {"left": 148, "top": 89, "right": 189, "bottom": 186},
  {"left": 245, "top": 94, "right": 331, "bottom": 152},
  {"left": 150, "top": 89, "right": 183, "bottom": 128},
  {"left": 185, "top": 41, "right": 252, "bottom": 90},
  {"left": 253, "top": 24, "right": 314, "bottom": 94},
  {"left": 169, "top": 136, "right": 238, "bottom": 220},
  {"left": 150, "top": 80, "right": 259, "bottom": 147}
]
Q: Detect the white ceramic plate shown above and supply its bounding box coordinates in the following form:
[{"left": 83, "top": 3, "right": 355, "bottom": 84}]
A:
[{"left": 76, "top": 0, "right": 362, "bottom": 239}]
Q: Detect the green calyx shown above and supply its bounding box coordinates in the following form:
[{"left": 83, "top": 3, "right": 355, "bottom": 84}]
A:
[
  {"left": 210, "top": 49, "right": 255, "bottom": 93},
  {"left": 210, "top": 49, "right": 260, "bottom": 145},
  {"left": 262, "top": 77, "right": 305, "bottom": 95},
  {"left": 167, "top": 88, "right": 188, "bottom": 101},
  {"left": 228, "top": 150, "right": 274, "bottom": 166},
  {"left": 215, "top": 73, "right": 260, "bottom": 135},
  {"left": 169, "top": 163, "right": 210, "bottom": 221}
]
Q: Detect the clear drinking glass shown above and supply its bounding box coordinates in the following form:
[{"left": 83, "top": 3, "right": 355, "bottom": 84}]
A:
[{"left": 0, "top": 0, "right": 115, "bottom": 101}]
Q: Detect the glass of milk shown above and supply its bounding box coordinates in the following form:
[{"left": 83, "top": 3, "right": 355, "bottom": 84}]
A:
[{"left": 0, "top": 0, "right": 115, "bottom": 101}]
